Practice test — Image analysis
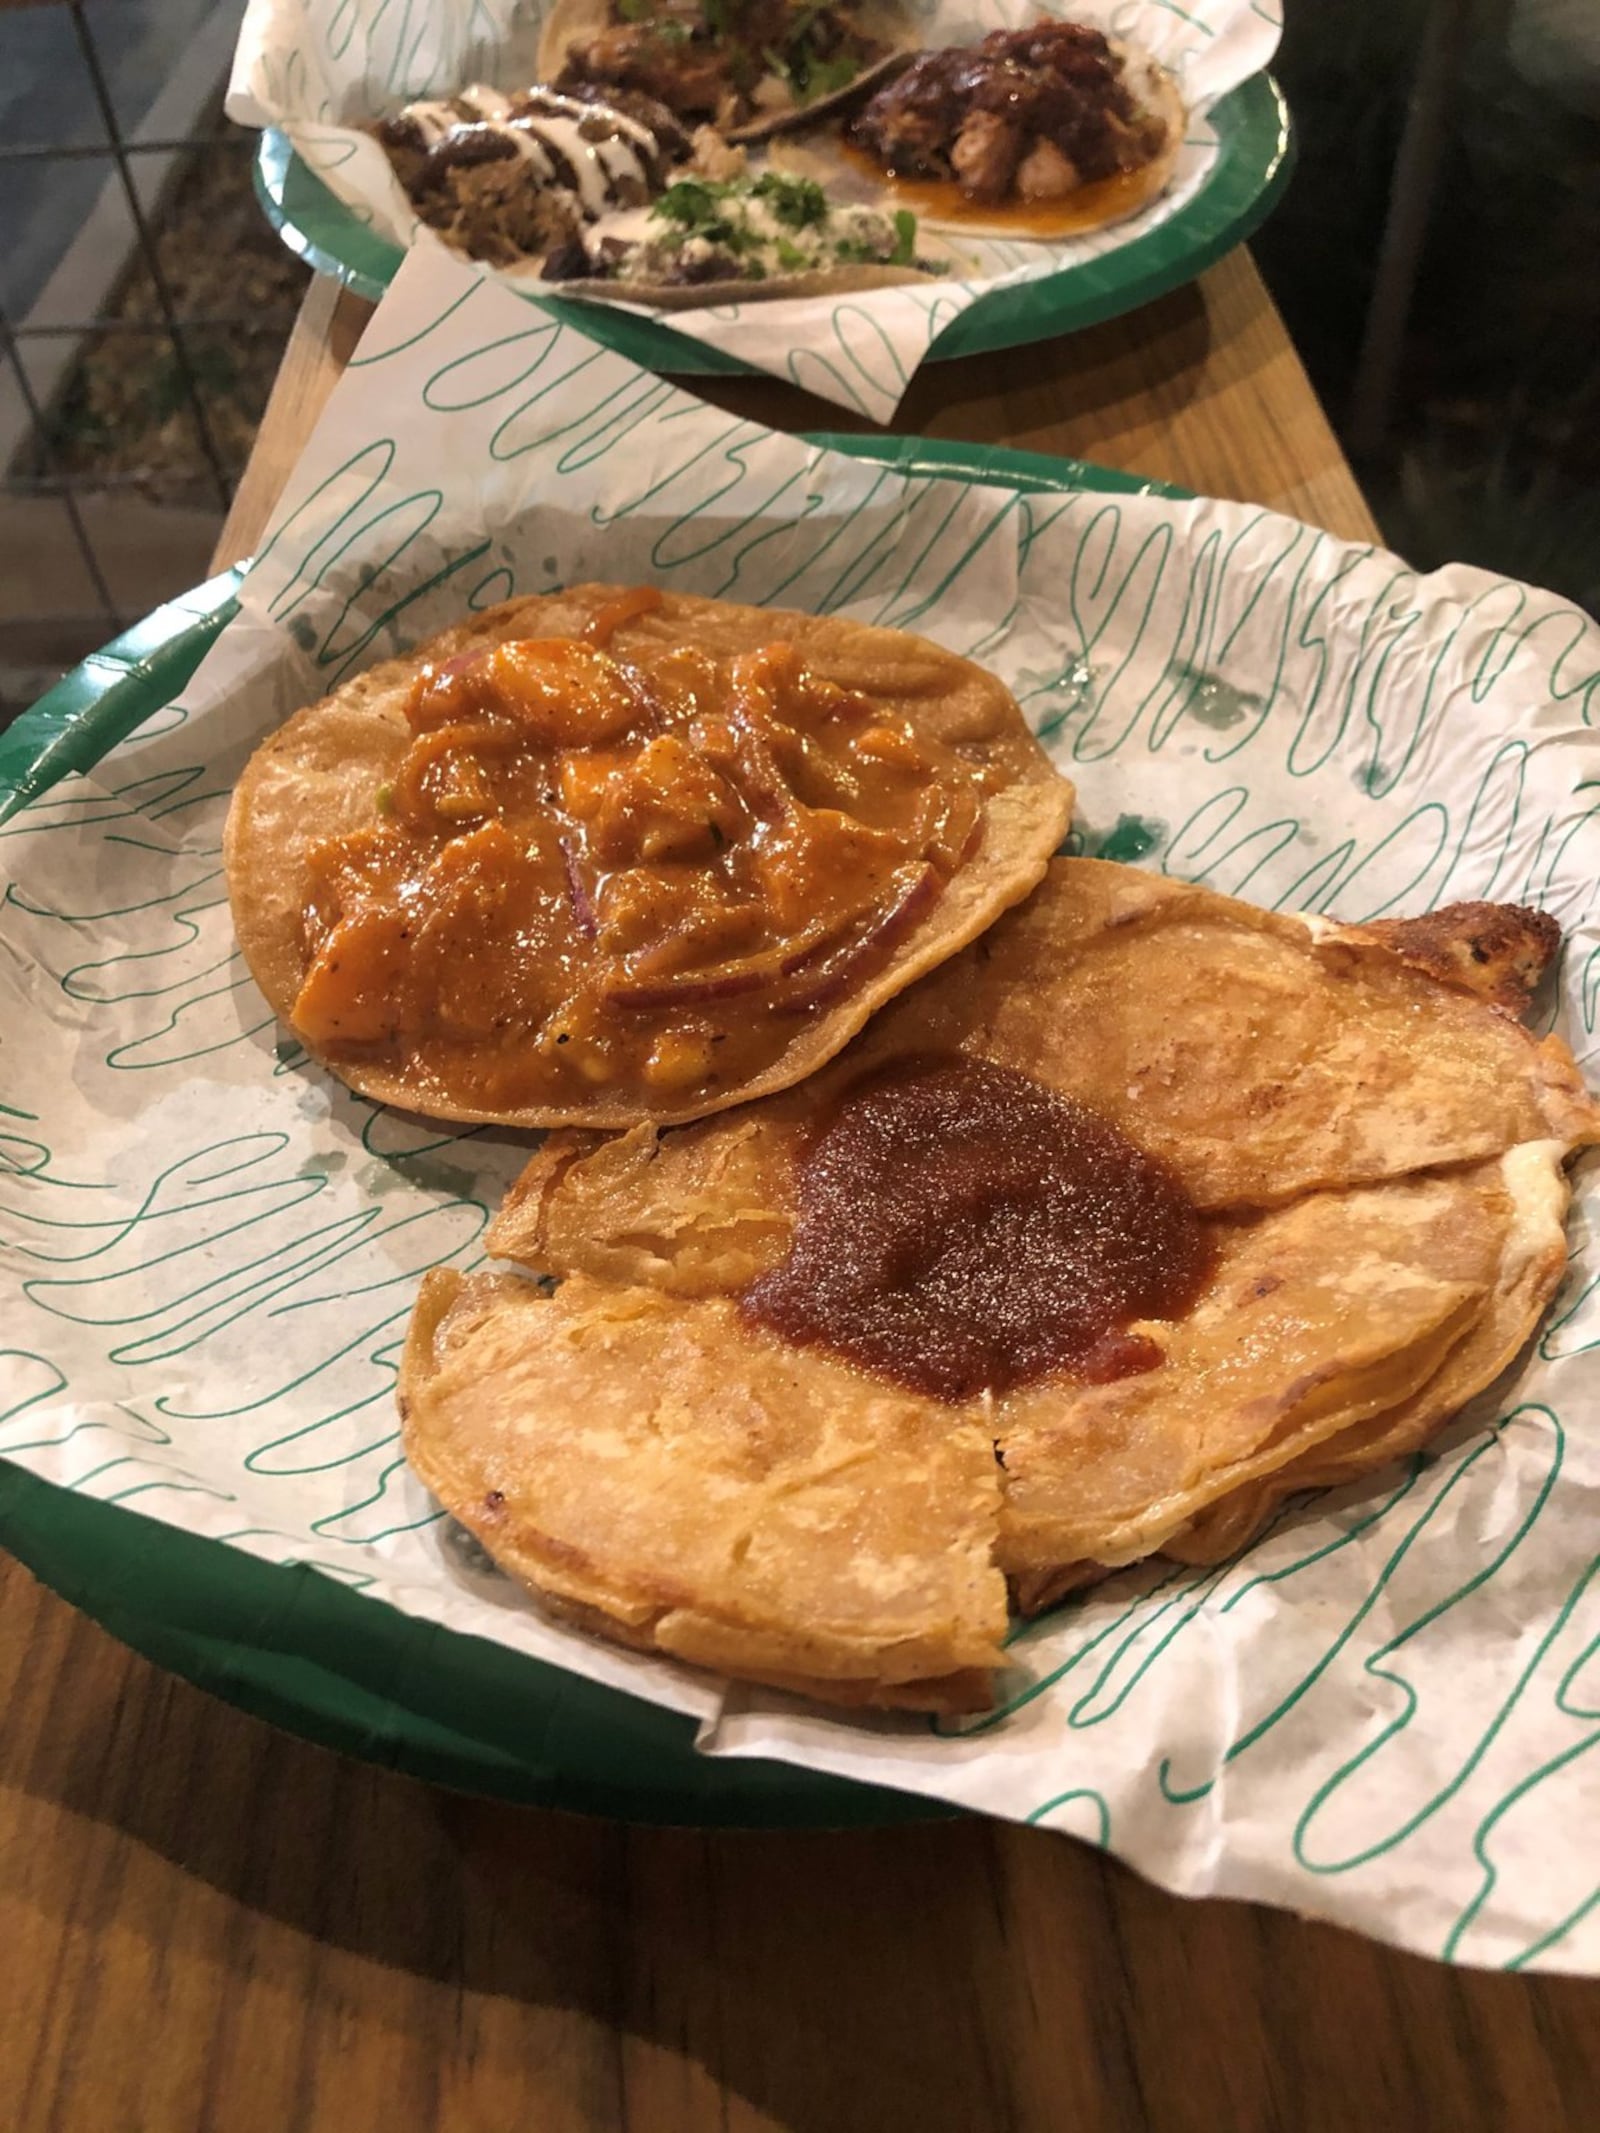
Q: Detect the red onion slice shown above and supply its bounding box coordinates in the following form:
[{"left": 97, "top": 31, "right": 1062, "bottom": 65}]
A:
[
  {"left": 561, "top": 837, "right": 597, "bottom": 939},
  {"left": 609, "top": 866, "right": 944, "bottom": 1016},
  {"left": 775, "top": 863, "right": 942, "bottom": 1016},
  {"left": 609, "top": 906, "right": 867, "bottom": 1009},
  {"left": 608, "top": 966, "right": 770, "bottom": 1011}
]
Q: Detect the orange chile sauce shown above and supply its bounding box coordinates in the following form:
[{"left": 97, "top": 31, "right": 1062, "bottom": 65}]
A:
[
  {"left": 292, "top": 590, "right": 988, "bottom": 1113},
  {"left": 745, "top": 1054, "right": 1214, "bottom": 1400}
]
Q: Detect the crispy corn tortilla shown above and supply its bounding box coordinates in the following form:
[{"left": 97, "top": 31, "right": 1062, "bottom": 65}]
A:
[
  {"left": 224, "top": 585, "right": 1073, "bottom": 1131},
  {"left": 493, "top": 1126, "right": 1542, "bottom": 1591},
  {"left": 1319, "top": 901, "right": 1563, "bottom": 1017},
  {"left": 1163, "top": 1140, "right": 1575, "bottom": 1568},
  {"left": 399, "top": 1266, "right": 1006, "bottom": 1713},
  {"left": 489, "top": 1104, "right": 798, "bottom": 1293},
  {"left": 537, "top": 0, "right": 919, "bottom": 144},
  {"left": 996, "top": 1164, "right": 1511, "bottom": 1608},
  {"left": 547, "top": 258, "right": 938, "bottom": 311},
  {"left": 852, "top": 862, "right": 1598, "bottom": 1208},
  {"left": 416, "top": 1153, "right": 1554, "bottom": 1693}
]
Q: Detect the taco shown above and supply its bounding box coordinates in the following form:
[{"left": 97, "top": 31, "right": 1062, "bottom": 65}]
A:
[
  {"left": 541, "top": 167, "right": 947, "bottom": 306},
  {"left": 224, "top": 584, "right": 1074, "bottom": 1131},
  {"left": 540, "top": 0, "right": 919, "bottom": 143},
  {"left": 844, "top": 18, "right": 1185, "bottom": 239}
]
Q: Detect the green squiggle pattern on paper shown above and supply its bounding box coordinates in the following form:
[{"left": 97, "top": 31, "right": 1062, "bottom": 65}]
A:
[{"left": 5, "top": 244, "right": 1600, "bottom": 1971}]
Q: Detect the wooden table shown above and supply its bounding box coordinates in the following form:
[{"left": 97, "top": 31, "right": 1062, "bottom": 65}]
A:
[{"left": 8, "top": 252, "right": 1600, "bottom": 2133}]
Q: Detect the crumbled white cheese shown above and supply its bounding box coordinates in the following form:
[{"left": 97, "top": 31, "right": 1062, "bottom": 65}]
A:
[{"left": 587, "top": 174, "right": 926, "bottom": 288}]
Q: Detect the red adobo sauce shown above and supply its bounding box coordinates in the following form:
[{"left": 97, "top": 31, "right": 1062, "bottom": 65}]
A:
[{"left": 744, "top": 1053, "right": 1214, "bottom": 1399}]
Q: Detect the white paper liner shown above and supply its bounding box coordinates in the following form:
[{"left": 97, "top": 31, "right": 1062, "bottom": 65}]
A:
[{"left": 5, "top": 245, "right": 1600, "bottom": 1970}]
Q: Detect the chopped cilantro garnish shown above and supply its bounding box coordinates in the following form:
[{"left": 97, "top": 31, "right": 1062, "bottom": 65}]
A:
[
  {"left": 653, "top": 179, "right": 744, "bottom": 246},
  {"left": 760, "top": 2, "right": 859, "bottom": 101},
  {"left": 796, "top": 52, "right": 860, "bottom": 102},
  {"left": 375, "top": 784, "right": 395, "bottom": 817},
  {"left": 752, "top": 171, "right": 828, "bottom": 229},
  {"left": 655, "top": 179, "right": 723, "bottom": 229},
  {"left": 647, "top": 170, "right": 917, "bottom": 282}
]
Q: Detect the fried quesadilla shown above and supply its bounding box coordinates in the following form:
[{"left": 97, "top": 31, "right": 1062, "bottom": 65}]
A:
[
  {"left": 224, "top": 585, "right": 1073, "bottom": 1130},
  {"left": 401, "top": 1268, "right": 1006, "bottom": 1713},
  {"left": 403, "top": 862, "right": 1597, "bottom": 1709}
]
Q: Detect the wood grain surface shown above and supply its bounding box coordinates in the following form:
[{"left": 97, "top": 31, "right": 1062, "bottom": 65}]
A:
[
  {"left": 7, "top": 248, "right": 1600, "bottom": 2133},
  {"left": 6, "top": 1558, "right": 1600, "bottom": 2133}
]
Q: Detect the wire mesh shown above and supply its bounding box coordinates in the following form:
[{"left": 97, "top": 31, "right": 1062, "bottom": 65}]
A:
[{"left": 0, "top": 0, "right": 307, "bottom": 718}]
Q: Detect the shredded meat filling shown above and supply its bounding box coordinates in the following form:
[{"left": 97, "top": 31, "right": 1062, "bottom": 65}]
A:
[
  {"left": 554, "top": 0, "right": 887, "bottom": 130},
  {"left": 373, "top": 85, "right": 694, "bottom": 269}
]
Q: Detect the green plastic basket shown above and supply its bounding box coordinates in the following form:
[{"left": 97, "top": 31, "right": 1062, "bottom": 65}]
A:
[{"left": 0, "top": 434, "right": 1185, "bottom": 1825}]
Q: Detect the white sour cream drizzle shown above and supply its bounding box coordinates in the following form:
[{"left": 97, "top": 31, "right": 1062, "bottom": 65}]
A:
[{"left": 396, "top": 82, "right": 660, "bottom": 219}]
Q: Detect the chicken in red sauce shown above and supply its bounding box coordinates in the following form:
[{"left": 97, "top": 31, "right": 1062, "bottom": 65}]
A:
[{"left": 847, "top": 21, "right": 1170, "bottom": 206}]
